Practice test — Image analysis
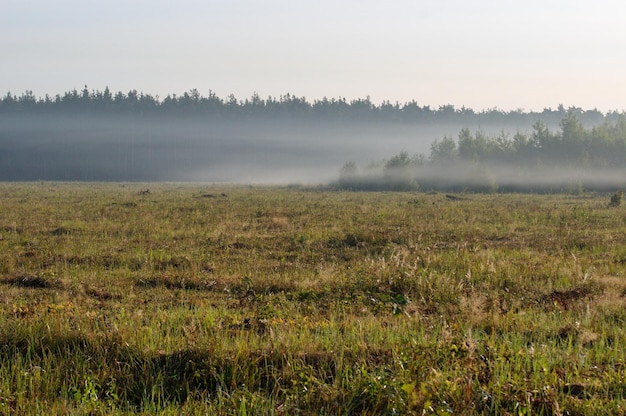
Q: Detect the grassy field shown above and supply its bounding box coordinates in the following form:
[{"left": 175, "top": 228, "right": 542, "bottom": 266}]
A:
[{"left": 0, "top": 183, "right": 624, "bottom": 415}]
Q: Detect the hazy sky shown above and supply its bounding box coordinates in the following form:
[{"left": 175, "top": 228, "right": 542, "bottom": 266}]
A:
[{"left": 2, "top": 0, "right": 625, "bottom": 112}]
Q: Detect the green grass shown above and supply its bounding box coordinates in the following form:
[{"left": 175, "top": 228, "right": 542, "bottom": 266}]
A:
[{"left": 0, "top": 183, "right": 624, "bottom": 414}]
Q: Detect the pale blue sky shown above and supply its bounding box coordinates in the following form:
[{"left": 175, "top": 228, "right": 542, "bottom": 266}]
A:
[{"left": 2, "top": 0, "right": 625, "bottom": 111}]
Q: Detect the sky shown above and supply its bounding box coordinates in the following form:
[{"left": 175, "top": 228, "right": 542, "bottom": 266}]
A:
[{"left": 2, "top": 0, "right": 626, "bottom": 112}]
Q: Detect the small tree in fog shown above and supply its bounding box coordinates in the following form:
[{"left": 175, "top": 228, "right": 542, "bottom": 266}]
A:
[
  {"left": 384, "top": 151, "right": 418, "bottom": 191},
  {"left": 429, "top": 136, "right": 457, "bottom": 162},
  {"left": 339, "top": 161, "right": 359, "bottom": 186}
]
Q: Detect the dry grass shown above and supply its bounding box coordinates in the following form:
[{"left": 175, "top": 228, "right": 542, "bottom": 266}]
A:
[{"left": 0, "top": 183, "right": 624, "bottom": 414}]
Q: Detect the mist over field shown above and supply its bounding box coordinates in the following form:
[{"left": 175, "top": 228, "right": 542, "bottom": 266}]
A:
[
  {"left": 0, "top": 114, "right": 531, "bottom": 184},
  {"left": 1, "top": 90, "right": 624, "bottom": 190}
]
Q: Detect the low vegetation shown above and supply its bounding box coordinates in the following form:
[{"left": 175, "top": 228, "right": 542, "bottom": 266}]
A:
[
  {"left": 0, "top": 183, "right": 624, "bottom": 414},
  {"left": 336, "top": 112, "right": 626, "bottom": 193}
]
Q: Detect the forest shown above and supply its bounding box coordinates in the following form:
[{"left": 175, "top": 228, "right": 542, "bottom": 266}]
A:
[
  {"left": 336, "top": 112, "right": 626, "bottom": 193},
  {"left": 0, "top": 87, "right": 621, "bottom": 126},
  {"left": 1, "top": 87, "right": 625, "bottom": 189}
]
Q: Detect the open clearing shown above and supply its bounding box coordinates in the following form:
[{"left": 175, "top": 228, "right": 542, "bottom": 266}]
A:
[{"left": 0, "top": 183, "right": 624, "bottom": 414}]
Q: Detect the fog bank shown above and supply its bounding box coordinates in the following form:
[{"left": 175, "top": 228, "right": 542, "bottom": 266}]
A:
[{"left": 0, "top": 114, "right": 528, "bottom": 184}]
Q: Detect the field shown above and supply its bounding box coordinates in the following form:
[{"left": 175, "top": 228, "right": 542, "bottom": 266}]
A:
[{"left": 0, "top": 183, "right": 624, "bottom": 415}]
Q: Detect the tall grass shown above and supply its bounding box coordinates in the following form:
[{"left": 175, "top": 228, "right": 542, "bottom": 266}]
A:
[{"left": 0, "top": 183, "right": 624, "bottom": 414}]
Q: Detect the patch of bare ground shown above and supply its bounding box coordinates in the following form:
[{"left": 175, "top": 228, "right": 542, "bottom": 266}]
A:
[
  {"left": 1, "top": 274, "right": 63, "bottom": 289},
  {"left": 49, "top": 227, "right": 73, "bottom": 236},
  {"left": 544, "top": 286, "right": 595, "bottom": 310},
  {"left": 85, "top": 287, "right": 122, "bottom": 301}
]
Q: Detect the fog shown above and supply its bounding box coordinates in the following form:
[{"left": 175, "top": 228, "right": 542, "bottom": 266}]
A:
[
  {"left": 0, "top": 114, "right": 527, "bottom": 184},
  {"left": 414, "top": 163, "right": 626, "bottom": 193},
  {"left": 2, "top": 111, "right": 623, "bottom": 192}
]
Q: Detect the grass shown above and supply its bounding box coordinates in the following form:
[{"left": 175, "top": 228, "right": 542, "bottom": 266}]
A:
[{"left": 0, "top": 182, "right": 624, "bottom": 414}]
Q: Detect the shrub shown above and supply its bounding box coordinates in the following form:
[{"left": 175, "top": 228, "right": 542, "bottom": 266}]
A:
[{"left": 609, "top": 191, "right": 623, "bottom": 207}]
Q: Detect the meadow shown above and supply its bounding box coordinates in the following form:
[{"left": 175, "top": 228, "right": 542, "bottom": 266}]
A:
[{"left": 0, "top": 183, "right": 624, "bottom": 415}]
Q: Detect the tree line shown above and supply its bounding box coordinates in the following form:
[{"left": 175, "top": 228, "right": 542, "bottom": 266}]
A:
[
  {"left": 2, "top": 87, "right": 626, "bottom": 186},
  {"left": 1, "top": 87, "right": 622, "bottom": 126},
  {"left": 336, "top": 111, "right": 626, "bottom": 193}
]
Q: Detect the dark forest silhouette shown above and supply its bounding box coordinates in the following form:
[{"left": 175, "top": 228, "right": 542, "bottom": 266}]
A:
[
  {"left": 1, "top": 87, "right": 620, "bottom": 125},
  {"left": 1, "top": 87, "right": 625, "bottom": 190}
]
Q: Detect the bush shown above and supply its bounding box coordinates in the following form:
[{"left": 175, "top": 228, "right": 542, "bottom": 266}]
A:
[{"left": 609, "top": 191, "right": 623, "bottom": 207}]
